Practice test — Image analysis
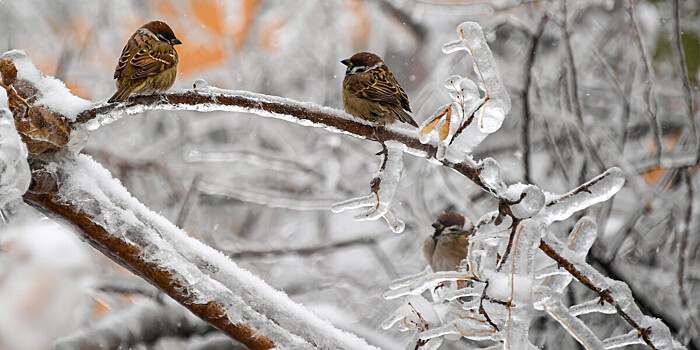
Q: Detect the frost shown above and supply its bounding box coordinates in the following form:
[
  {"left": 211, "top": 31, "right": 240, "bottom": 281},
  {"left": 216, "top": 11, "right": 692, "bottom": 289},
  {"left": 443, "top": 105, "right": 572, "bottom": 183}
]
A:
[
  {"left": 331, "top": 141, "right": 407, "bottom": 233},
  {"left": 0, "top": 50, "right": 91, "bottom": 121},
  {"left": 0, "top": 108, "right": 30, "bottom": 216}
]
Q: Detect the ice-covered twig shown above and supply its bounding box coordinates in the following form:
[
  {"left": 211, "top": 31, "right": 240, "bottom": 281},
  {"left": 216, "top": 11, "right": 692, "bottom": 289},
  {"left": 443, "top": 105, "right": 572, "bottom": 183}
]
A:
[
  {"left": 539, "top": 236, "right": 685, "bottom": 350},
  {"left": 540, "top": 167, "right": 625, "bottom": 224},
  {"left": 420, "top": 21, "right": 511, "bottom": 162},
  {"left": 53, "top": 298, "right": 213, "bottom": 350},
  {"left": 0, "top": 50, "right": 506, "bottom": 200},
  {"left": 331, "top": 141, "right": 407, "bottom": 233}
]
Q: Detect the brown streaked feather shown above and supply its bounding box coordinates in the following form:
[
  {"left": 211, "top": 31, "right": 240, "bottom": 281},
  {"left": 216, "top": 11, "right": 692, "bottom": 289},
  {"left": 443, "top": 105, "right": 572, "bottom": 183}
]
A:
[
  {"left": 130, "top": 46, "right": 176, "bottom": 79},
  {"left": 352, "top": 65, "right": 409, "bottom": 110}
]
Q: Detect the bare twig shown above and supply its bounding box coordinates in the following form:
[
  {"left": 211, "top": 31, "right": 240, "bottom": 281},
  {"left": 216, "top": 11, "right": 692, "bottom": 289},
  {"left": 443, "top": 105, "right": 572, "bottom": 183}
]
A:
[
  {"left": 522, "top": 14, "right": 550, "bottom": 184},
  {"left": 627, "top": 0, "right": 663, "bottom": 160},
  {"left": 679, "top": 169, "right": 700, "bottom": 340},
  {"left": 671, "top": 0, "right": 698, "bottom": 148}
]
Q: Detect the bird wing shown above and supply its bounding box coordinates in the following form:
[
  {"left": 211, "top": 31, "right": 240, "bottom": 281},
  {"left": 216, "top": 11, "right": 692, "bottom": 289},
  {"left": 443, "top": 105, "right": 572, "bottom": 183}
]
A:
[
  {"left": 129, "top": 46, "right": 177, "bottom": 80},
  {"left": 351, "top": 65, "right": 412, "bottom": 112},
  {"left": 113, "top": 44, "right": 131, "bottom": 79}
]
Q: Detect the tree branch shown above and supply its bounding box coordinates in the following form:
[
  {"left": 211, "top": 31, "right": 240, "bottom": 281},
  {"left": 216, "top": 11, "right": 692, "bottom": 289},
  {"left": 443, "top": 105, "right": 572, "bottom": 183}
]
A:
[{"left": 73, "top": 88, "right": 495, "bottom": 195}]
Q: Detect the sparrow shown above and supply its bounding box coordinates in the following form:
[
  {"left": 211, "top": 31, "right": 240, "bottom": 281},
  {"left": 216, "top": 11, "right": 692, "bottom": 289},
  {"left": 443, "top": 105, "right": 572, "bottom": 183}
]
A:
[
  {"left": 108, "top": 21, "right": 182, "bottom": 103},
  {"left": 341, "top": 52, "right": 418, "bottom": 127},
  {"left": 423, "top": 212, "right": 473, "bottom": 272}
]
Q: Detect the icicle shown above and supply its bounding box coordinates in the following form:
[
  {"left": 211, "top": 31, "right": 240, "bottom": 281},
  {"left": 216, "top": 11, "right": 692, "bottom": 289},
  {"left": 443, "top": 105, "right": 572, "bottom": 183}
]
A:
[{"left": 331, "top": 141, "right": 407, "bottom": 233}]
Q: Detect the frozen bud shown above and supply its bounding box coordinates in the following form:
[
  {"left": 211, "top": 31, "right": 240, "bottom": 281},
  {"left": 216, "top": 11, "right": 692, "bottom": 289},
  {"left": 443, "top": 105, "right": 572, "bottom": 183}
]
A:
[
  {"left": 193, "top": 78, "right": 209, "bottom": 90},
  {"left": 506, "top": 184, "right": 545, "bottom": 219},
  {"left": 477, "top": 158, "right": 506, "bottom": 194}
]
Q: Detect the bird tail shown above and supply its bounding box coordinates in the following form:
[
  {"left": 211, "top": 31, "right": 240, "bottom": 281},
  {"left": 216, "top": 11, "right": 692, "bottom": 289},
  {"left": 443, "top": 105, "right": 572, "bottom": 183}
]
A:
[
  {"left": 394, "top": 108, "right": 419, "bottom": 127},
  {"left": 108, "top": 86, "right": 134, "bottom": 103}
]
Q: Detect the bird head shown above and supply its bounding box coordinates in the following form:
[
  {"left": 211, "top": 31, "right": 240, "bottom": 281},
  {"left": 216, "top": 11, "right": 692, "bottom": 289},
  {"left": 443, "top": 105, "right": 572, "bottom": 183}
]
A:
[
  {"left": 142, "top": 20, "right": 182, "bottom": 46},
  {"left": 341, "top": 52, "right": 384, "bottom": 75},
  {"left": 431, "top": 212, "right": 472, "bottom": 240}
]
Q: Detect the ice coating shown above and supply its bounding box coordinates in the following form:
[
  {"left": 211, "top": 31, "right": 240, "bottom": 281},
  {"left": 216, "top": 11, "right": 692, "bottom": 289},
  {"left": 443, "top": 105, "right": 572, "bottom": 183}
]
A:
[
  {"left": 506, "top": 183, "right": 545, "bottom": 219},
  {"left": 419, "top": 21, "right": 511, "bottom": 161},
  {"left": 0, "top": 108, "right": 30, "bottom": 211},
  {"left": 477, "top": 157, "right": 507, "bottom": 194},
  {"left": 383, "top": 271, "right": 474, "bottom": 299},
  {"left": 441, "top": 22, "right": 511, "bottom": 157},
  {"left": 1, "top": 50, "right": 91, "bottom": 121},
  {"left": 503, "top": 220, "right": 540, "bottom": 350},
  {"left": 603, "top": 330, "right": 645, "bottom": 348},
  {"left": 51, "top": 154, "right": 379, "bottom": 349},
  {"left": 541, "top": 167, "right": 625, "bottom": 224},
  {"left": 540, "top": 299, "right": 605, "bottom": 349},
  {"left": 541, "top": 234, "right": 686, "bottom": 350},
  {"left": 331, "top": 141, "right": 407, "bottom": 233},
  {"left": 542, "top": 218, "right": 597, "bottom": 293},
  {"left": 569, "top": 298, "right": 616, "bottom": 316}
]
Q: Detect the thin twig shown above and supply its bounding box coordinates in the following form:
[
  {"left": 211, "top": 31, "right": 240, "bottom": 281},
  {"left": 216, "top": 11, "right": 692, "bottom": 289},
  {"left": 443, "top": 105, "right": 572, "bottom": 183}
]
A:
[
  {"left": 522, "top": 14, "right": 550, "bottom": 184},
  {"left": 671, "top": 0, "right": 698, "bottom": 149},
  {"left": 679, "top": 169, "right": 700, "bottom": 340},
  {"left": 627, "top": 0, "right": 663, "bottom": 161}
]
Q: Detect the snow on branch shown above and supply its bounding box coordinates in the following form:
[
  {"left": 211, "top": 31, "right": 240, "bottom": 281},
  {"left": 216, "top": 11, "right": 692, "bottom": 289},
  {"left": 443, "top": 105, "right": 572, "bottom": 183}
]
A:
[
  {"left": 24, "top": 153, "right": 377, "bottom": 350},
  {"left": 0, "top": 107, "right": 30, "bottom": 221}
]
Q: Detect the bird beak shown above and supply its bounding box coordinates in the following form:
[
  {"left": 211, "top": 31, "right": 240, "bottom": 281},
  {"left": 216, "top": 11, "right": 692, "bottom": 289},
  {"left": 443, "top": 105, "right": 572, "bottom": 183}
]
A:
[
  {"left": 340, "top": 59, "right": 351, "bottom": 66},
  {"left": 431, "top": 222, "right": 443, "bottom": 229},
  {"left": 171, "top": 38, "right": 183, "bottom": 45}
]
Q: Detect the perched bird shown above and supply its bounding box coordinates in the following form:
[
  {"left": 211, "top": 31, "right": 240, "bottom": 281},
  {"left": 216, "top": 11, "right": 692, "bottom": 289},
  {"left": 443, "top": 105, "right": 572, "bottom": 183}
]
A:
[
  {"left": 341, "top": 52, "right": 418, "bottom": 127},
  {"left": 108, "top": 21, "right": 182, "bottom": 103},
  {"left": 423, "top": 212, "right": 473, "bottom": 272}
]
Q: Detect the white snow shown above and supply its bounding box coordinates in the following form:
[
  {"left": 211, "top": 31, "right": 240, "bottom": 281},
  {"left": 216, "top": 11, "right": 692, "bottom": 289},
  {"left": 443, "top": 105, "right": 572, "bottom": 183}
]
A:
[
  {"left": 0, "top": 107, "right": 30, "bottom": 212},
  {"left": 51, "top": 153, "right": 379, "bottom": 349},
  {"left": 1, "top": 50, "right": 91, "bottom": 121}
]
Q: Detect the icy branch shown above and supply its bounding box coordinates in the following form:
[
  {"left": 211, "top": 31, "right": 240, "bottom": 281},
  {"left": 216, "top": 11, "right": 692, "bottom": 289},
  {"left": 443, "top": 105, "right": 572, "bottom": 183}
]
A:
[
  {"left": 419, "top": 21, "right": 511, "bottom": 162},
  {"left": 331, "top": 141, "right": 407, "bottom": 233},
  {"left": 24, "top": 154, "right": 378, "bottom": 349},
  {"left": 539, "top": 236, "right": 685, "bottom": 350}
]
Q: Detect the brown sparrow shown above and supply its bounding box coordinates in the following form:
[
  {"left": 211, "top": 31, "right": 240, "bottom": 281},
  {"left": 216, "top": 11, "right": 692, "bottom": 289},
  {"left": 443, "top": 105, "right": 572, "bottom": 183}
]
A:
[
  {"left": 423, "top": 212, "right": 473, "bottom": 272},
  {"left": 108, "top": 21, "right": 182, "bottom": 103},
  {"left": 341, "top": 52, "right": 418, "bottom": 127}
]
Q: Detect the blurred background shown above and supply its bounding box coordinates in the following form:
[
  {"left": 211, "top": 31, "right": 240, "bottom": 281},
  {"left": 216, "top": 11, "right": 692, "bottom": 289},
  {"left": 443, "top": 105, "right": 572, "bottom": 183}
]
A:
[{"left": 0, "top": 0, "right": 699, "bottom": 349}]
